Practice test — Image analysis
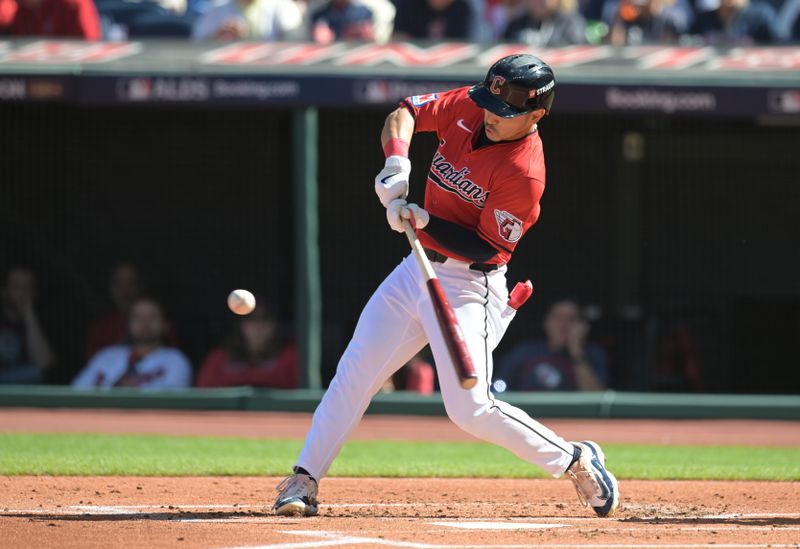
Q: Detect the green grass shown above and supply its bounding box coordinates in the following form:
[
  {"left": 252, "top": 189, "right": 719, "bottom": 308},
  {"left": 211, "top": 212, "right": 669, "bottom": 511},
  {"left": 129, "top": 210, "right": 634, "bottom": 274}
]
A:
[{"left": 1, "top": 432, "right": 798, "bottom": 480}]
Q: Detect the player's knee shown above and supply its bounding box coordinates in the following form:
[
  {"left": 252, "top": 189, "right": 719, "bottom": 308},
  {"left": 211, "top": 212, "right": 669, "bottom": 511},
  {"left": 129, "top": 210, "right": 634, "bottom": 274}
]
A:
[{"left": 443, "top": 399, "right": 494, "bottom": 438}]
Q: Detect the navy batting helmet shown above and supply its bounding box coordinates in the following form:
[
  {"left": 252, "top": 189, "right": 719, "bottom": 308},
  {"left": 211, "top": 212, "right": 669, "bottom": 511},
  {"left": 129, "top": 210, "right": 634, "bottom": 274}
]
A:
[{"left": 468, "top": 54, "right": 556, "bottom": 118}]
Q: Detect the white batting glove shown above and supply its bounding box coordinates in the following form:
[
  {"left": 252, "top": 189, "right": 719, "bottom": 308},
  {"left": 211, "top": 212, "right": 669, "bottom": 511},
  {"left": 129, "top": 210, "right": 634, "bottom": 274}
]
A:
[
  {"left": 375, "top": 155, "right": 411, "bottom": 208},
  {"left": 386, "top": 199, "right": 430, "bottom": 233}
]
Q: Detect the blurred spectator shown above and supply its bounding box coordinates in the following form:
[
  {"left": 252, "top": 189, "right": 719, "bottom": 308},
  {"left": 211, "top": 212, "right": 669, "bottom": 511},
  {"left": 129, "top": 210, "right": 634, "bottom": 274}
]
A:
[
  {"left": 777, "top": 0, "right": 800, "bottom": 40},
  {"left": 73, "top": 298, "right": 191, "bottom": 389},
  {"left": 689, "top": 0, "right": 777, "bottom": 44},
  {"left": 485, "top": 0, "right": 526, "bottom": 40},
  {"left": 0, "top": 0, "right": 16, "bottom": 30},
  {"left": 405, "top": 354, "right": 435, "bottom": 394},
  {"left": 655, "top": 322, "right": 703, "bottom": 391},
  {"left": 192, "top": 0, "right": 302, "bottom": 40},
  {"left": 302, "top": 0, "right": 394, "bottom": 41},
  {"left": 357, "top": 0, "right": 395, "bottom": 41},
  {"left": 155, "top": 0, "right": 189, "bottom": 15},
  {"left": 196, "top": 301, "right": 298, "bottom": 388},
  {"left": 0, "top": 267, "right": 54, "bottom": 384},
  {"left": 578, "top": 0, "right": 606, "bottom": 20},
  {"left": 392, "top": 0, "right": 473, "bottom": 40},
  {"left": 86, "top": 262, "right": 163, "bottom": 358},
  {"left": 496, "top": 299, "right": 608, "bottom": 391},
  {"left": 5, "top": 0, "right": 100, "bottom": 39},
  {"left": 603, "top": 0, "right": 689, "bottom": 44},
  {"left": 310, "top": 0, "right": 374, "bottom": 42},
  {"left": 381, "top": 353, "right": 435, "bottom": 394},
  {"left": 502, "top": 0, "right": 587, "bottom": 45}
]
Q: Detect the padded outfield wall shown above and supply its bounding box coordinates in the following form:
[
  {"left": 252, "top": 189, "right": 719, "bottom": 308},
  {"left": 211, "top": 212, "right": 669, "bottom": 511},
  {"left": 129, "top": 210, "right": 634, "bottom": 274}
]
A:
[{"left": 1, "top": 41, "right": 799, "bottom": 394}]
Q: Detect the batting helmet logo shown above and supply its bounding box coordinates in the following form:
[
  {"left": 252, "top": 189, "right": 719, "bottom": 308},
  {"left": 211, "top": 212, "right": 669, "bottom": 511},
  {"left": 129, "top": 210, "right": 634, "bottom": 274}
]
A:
[
  {"left": 494, "top": 209, "right": 523, "bottom": 242},
  {"left": 489, "top": 75, "right": 506, "bottom": 95}
]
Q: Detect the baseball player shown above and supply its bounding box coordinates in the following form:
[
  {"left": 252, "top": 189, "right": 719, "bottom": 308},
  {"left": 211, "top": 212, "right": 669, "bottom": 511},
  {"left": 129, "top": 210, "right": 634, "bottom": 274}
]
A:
[{"left": 274, "top": 54, "right": 619, "bottom": 518}]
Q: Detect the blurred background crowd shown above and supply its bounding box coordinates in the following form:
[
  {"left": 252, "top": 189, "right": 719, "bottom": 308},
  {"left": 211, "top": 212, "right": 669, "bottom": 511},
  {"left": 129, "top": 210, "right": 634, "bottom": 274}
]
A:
[
  {"left": 1, "top": 0, "right": 797, "bottom": 397},
  {"left": 0, "top": 0, "right": 799, "bottom": 45},
  {"left": 1, "top": 262, "right": 626, "bottom": 393}
]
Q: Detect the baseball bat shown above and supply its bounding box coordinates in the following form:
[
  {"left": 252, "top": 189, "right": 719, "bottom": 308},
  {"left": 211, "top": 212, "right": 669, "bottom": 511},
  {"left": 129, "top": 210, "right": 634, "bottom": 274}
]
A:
[{"left": 402, "top": 218, "right": 478, "bottom": 390}]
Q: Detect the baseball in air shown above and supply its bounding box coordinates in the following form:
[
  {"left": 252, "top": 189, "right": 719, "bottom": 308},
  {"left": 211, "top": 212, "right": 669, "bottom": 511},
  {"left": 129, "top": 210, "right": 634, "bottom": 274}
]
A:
[{"left": 227, "top": 289, "right": 256, "bottom": 315}]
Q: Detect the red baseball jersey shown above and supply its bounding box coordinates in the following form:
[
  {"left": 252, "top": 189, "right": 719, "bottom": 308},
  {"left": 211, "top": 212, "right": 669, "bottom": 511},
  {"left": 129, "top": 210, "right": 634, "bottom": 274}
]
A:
[{"left": 402, "top": 86, "right": 546, "bottom": 265}]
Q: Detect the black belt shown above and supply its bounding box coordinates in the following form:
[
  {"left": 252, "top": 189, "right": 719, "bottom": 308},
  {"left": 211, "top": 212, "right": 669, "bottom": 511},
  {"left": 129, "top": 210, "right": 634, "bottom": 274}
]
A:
[{"left": 424, "top": 248, "right": 500, "bottom": 272}]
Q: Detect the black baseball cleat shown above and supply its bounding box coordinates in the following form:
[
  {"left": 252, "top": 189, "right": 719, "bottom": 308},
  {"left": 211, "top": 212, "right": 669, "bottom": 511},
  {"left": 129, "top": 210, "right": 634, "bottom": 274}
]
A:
[
  {"left": 273, "top": 473, "right": 319, "bottom": 517},
  {"left": 567, "top": 441, "right": 620, "bottom": 517}
]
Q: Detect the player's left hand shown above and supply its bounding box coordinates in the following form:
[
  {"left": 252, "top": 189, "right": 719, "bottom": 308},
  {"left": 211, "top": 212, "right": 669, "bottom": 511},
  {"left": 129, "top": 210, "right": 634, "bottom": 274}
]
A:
[
  {"left": 375, "top": 156, "right": 411, "bottom": 208},
  {"left": 386, "top": 199, "right": 430, "bottom": 233}
]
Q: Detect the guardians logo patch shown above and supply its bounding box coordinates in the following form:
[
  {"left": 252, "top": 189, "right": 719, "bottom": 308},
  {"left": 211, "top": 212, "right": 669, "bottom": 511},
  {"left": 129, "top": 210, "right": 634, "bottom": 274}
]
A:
[
  {"left": 494, "top": 209, "right": 523, "bottom": 242},
  {"left": 427, "top": 153, "right": 488, "bottom": 208}
]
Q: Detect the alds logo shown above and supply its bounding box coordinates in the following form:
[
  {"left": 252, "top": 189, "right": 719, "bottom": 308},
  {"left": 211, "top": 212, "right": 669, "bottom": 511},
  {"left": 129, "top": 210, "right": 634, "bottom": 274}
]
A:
[
  {"left": 428, "top": 153, "right": 488, "bottom": 208},
  {"left": 494, "top": 210, "right": 523, "bottom": 242}
]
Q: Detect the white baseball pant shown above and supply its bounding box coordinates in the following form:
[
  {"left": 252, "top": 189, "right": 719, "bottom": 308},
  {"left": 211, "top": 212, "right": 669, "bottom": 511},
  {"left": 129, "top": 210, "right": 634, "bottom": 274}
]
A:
[{"left": 296, "top": 253, "right": 575, "bottom": 480}]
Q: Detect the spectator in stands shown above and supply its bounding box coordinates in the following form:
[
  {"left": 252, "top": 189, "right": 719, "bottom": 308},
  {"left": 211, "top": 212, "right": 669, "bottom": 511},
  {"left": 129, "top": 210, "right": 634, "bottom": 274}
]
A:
[
  {"left": 603, "top": 0, "right": 689, "bottom": 44},
  {"left": 404, "top": 354, "right": 435, "bottom": 394},
  {"left": 0, "top": 267, "right": 54, "bottom": 384},
  {"left": 502, "top": 0, "right": 587, "bottom": 45},
  {"left": 87, "top": 262, "right": 147, "bottom": 359},
  {"left": 89, "top": 263, "right": 178, "bottom": 355},
  {"left": 358, "top": 0, "right": 395, "bottom": 41},
  {"left": 381, "top": 353, "right": 435, "bottom": 395},
  {"left": 4, "top": 0, "right": 100, "bottom": 39},
  {"left": 310, "top": 0, "right": 375, "bottom": 42},
  {"left": 192, "top": 0, "right": 302, "bottom": 39},
  {"left": 776, "top": 0, "right": 800, "bottom": 40},
  {"left": 655, "top": 322, "right": 703, "bottom": 391},
  {"left": 485, "top": 0, "right": 526, "bottom": 40},
  {"left": 0, "top": 0, "right": 16, "bottom": 31},
  {"left": 392, "top": 0, "right": 473, "bottom": 40},
  {"left": 73, "top": 297, "right": 191, "bottom": 389},
  {"left": 689, "top": 0, "right": 777, "bottom": 44},
  {"left": 196, "top": 301, "right": 298, "bottom": 388},
  {"left": 496, "top": 298, "right": 608, "bottom": 391}
]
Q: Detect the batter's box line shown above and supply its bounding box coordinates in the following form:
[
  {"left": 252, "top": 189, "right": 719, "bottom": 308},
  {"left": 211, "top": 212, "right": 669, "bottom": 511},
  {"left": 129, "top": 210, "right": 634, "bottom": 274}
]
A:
[
  {"left": 4, "top": 504, "right": 800, "bottom": 523},
  {"left": 218, "top": 530, "right": 800, "bottom": 549}
]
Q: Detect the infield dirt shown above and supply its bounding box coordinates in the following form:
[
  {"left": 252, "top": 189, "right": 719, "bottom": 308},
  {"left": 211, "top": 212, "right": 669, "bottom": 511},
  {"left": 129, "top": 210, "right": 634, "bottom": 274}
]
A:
[{"left": 1, "top": 476, "right": 799, "bottom": 549}]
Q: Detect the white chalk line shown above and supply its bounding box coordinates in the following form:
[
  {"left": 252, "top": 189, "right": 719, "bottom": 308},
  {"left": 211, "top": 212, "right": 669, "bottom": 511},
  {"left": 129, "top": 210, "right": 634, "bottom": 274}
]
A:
[
  {"left": 698, "top": 512, "right": 800, "bottom": 519},
  {"left": 218, "top": 530, "right": 800, "bottom": 549},
  {"left": 429, "top": 521, "right": 566, "bottom": 530},
  {"left": 175, "top": 518, "right": 800, "bottom": 533},
  {"left": 3, "top": 504, "right": 799, "bottom": 548},
  {"left": 2, "top": 504, "right": 799, "bottom": 522}
]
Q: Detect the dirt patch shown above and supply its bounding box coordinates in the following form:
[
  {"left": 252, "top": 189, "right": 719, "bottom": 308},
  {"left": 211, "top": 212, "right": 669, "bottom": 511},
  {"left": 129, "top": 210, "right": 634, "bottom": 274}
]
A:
[
  {"left": 1, "top": 476, "right": 798, "bottom": 549},
  {"left": 2, "top": 408, "right": 799, "bottom": 446}
]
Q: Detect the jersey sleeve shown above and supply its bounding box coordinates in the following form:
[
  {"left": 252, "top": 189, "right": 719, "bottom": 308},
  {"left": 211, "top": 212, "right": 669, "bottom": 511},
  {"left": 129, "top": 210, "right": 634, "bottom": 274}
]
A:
[
  {"left": 400, "top": 87, "right": 466, "bottom": 135},
  {"left": 477, "top": 173, "right": 545, "bottom": 256}
]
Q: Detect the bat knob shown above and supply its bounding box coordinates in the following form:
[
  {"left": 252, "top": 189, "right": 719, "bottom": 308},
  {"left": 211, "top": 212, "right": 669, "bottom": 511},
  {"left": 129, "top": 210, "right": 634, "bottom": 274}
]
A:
[{"left": 460, "top": 376, "right": 478, "bottom": 390}]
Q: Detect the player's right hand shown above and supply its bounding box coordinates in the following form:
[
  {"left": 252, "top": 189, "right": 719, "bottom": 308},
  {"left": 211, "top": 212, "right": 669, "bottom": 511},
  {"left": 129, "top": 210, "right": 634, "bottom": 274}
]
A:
[
  {"left": 386, "top": 199, "right": 429, "bottom": 233},
  {"left": 375, "top": 155, "right": 411, "bottom": 208}
]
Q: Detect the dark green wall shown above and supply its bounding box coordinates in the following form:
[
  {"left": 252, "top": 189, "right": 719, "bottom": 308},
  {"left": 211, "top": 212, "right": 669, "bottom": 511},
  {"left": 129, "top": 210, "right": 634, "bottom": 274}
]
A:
[{"left": 2, "top": 104, "right": 799, "bottom": 392}]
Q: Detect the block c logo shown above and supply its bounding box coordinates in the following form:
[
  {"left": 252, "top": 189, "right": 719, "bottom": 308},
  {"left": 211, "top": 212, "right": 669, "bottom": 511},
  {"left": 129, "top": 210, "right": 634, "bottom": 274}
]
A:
[{"left": 489, "top": 75, "right": 506, "bottom": 95}]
